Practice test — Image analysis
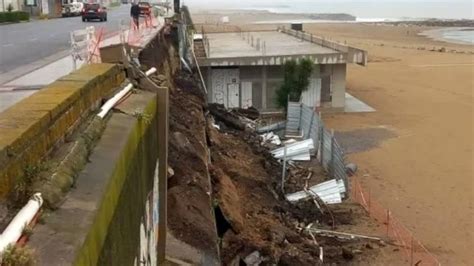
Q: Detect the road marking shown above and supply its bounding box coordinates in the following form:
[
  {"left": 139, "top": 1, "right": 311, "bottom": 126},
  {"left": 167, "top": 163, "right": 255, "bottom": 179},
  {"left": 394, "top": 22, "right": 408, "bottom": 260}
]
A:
[
  {"left": 2, "top": 44, "right": 13, "bottom": 47},
  {"left": 28, "top": 38, "right": 38, "bottom": 42},
  {"left": 410, "top": 63, "right": 474, "bottom": 67}
]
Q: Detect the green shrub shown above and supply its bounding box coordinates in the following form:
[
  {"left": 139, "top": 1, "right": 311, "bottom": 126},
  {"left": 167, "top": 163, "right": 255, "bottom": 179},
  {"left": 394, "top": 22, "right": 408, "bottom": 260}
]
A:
[
  {"left": 0, "top": 11, "right": 29, "bottom": 23},
  {"left": 4, "top": 11, "right": 19, "bottom": 22},
  {"left": 16, "top": 11, "right": 30, "bottom": 21},
  {"left": 275, "top": 58, "right": 314, "bottom": 109}
]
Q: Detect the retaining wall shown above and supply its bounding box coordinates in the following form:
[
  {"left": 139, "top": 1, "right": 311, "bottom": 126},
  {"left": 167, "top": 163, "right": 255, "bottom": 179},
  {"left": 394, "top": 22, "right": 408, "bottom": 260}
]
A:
[
  {"left": 28, "top": 91, "right": 160, "bottom": 265},
  {"left": 0, "top": 64, "right": 125, "bottom": 198}
]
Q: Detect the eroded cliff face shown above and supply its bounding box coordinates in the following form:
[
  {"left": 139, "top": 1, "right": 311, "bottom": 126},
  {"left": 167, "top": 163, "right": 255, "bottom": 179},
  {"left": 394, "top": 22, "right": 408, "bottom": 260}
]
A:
[{"left": 142, "top": 23, "right": 386, "bottom": 266}]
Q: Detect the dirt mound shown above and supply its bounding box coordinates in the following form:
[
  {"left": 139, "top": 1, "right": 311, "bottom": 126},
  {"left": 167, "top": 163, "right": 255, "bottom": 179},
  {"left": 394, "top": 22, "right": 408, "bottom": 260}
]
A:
[{"left": 167, "top": 71, "right": 387, "bottom": 265}]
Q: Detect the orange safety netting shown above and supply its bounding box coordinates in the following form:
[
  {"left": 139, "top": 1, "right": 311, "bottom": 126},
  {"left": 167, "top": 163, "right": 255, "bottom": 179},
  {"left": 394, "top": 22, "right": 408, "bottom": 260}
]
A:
[{"left": 351, "top": 176, "right": 440, "bottom": 265}]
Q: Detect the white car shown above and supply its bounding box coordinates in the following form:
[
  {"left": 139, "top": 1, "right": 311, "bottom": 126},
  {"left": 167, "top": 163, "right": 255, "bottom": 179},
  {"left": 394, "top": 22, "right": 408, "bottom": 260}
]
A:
[{"left": 62, "top": 0, "right": 84, "bottom": 17}]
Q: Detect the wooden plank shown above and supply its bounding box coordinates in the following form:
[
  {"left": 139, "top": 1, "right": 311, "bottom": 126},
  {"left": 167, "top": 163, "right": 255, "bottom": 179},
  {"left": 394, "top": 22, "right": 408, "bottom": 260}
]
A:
[{"left": 157, "top": 86, "right": 169, "bottom": 263}]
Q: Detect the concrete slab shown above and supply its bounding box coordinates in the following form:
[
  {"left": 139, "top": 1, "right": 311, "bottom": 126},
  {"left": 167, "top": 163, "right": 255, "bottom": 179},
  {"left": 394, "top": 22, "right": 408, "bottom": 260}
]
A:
[
  {"left": 207, "top": 31, "right": 339, "bottom": 58},
  {"left": 344, "top": 93, "right": 375, "bottom": 113}
]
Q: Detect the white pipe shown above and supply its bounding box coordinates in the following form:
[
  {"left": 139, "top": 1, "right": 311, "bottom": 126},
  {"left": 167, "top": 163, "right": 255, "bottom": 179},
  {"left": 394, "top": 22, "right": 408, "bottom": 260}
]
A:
[
  {"left": 97, "top": 83, "right": 134, "bottom": 118},
  {"left": 0, "top": 193, "right": 43, "bottom": 255},
  {"left": 145, "top": 67, "right": 157, "bottom": 76},
  {"left": 180, "top": 57, "right": 192, "bottom": 73},
  {"left": 97, "top": 67, "right": 156, "bottom": 119}
]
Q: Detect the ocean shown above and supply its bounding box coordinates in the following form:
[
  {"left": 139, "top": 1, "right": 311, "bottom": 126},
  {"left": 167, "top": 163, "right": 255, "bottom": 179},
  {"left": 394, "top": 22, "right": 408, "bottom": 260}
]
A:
[
  {"left": 188, "top": 0, "right": 474, "bottom": 45},
  {"left": 420, "top": 28, "right": 474, "bottom": 45},
  {"left": 188, "top": 0, "right": 474, "bottom": 20}
]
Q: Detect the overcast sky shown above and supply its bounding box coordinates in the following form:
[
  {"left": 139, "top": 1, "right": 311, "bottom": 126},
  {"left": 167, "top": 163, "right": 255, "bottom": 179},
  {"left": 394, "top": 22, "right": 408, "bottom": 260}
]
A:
[{"left": 184, "top": 0, "right": 474, "bottom": 19}]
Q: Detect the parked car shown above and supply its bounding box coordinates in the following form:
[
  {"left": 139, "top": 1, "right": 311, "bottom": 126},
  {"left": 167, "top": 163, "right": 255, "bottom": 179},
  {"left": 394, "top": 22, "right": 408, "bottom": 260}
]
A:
[
  {"left": 61, "top": 0, "right": 84, "bottom": 17},
  {"left": 82, "top": 3, "right": 108, "bottom": 22},
  {"left": 138, "top": 2, "right": 151, "bottom": 16}
]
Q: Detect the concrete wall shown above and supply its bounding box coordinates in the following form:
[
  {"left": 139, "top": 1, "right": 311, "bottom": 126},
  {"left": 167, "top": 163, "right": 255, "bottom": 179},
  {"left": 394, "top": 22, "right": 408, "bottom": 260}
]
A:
[
  {"left": 0, "top": 64, "right": 125, "bottom": 199},
  {"left": 280, "top": 27, "right": 368, "bottom": 66},
  {"left": 331, "top": 64, "right": 347, "bottom": 109},
  {"left": 205, "top": 63, "right": 346, "bottom": 111},
  {"left": 29, "top": 91, "right": 161, "bottom": 265}
]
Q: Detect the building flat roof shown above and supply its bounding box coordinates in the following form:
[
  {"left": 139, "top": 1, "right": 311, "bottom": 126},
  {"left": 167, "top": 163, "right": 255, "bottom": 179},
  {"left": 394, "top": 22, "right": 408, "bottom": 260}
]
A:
[{"left": 206, "top": 31, "right": 340, "bottom": 58}]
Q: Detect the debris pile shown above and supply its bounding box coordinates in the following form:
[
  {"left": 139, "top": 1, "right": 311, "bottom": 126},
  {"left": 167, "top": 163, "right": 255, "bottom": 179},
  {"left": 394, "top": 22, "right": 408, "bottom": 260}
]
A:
[{"left": 167, "top": 71, "right": 392, "bottom": 265}]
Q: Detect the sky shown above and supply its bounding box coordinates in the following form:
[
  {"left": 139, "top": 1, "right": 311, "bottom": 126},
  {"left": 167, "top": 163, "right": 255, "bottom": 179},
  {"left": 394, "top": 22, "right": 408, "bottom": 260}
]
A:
[{"left": 184, "top": 0, "right": 474, "bottom": 19}]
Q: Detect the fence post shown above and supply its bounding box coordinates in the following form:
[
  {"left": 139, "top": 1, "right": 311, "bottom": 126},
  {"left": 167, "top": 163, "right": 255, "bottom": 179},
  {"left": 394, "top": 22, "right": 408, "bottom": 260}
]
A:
[
  {"left": 330, "top": 129, "right": 335, "bottom": 177},
  {"left": 281, "top": 145, "right": 288, "bottom": 193},
  {"left": 386, "top": 209, "right": 390, "bottom": 237},
  {"left": 368, "top": 187, "right": 371, "bottom": 214},
  {"left": 307, "top": 109, "right": 315, "bottom": 139},
  {"left": 320, "top": 125, "right": 324, "bottom": 165}
]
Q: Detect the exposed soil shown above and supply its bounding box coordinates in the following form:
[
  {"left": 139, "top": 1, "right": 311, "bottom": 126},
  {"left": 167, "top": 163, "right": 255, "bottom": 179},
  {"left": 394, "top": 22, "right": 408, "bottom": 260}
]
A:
[
  {"left": 167, "top": 71, "right": 394, "bottom": 264},
  {"left": 166, "top": 72, "right": 219, "bottom": 255}
]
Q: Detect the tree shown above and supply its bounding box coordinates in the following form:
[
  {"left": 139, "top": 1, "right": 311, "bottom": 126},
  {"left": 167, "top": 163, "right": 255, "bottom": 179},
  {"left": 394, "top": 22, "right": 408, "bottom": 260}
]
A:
[{"left": 275, "top": 58, "right": 313, "bottom": 109}]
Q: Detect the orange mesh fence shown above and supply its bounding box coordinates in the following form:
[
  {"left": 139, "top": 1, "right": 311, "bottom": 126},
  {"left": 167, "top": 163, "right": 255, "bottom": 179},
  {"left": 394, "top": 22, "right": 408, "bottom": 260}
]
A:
[
  {"left": 88, "top": 27, "right": 104, "bottom": 64},
  {"left": 128, "top": 15, "right": 157, "bottom": 46},
  {"left": 351, "top": 176, "right": 440, "bottom": 265}
]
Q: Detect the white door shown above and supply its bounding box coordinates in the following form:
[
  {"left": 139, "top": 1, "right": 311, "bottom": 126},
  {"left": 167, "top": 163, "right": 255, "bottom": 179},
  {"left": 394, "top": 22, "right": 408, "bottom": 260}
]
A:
[
  {"left": 227, "top": 83, "right": 240, "bottom": 108},
  {"left": 241, "top": 81, "right": 253, "bottom": 109},
  {"left": 211, "top": 68, "right": 240, "bottom": 108}
]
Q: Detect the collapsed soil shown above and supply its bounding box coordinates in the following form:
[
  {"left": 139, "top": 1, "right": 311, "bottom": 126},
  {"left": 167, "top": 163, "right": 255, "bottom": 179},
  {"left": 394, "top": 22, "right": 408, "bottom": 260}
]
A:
[{"left": 167, "top": 71, "right": 391, "bottom": 265}]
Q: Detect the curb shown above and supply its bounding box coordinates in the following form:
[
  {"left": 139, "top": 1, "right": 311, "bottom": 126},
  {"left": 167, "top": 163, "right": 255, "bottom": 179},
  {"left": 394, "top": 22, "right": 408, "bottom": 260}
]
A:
[{"left": 0, "top": 20, "right": 30, "bottom": 26}]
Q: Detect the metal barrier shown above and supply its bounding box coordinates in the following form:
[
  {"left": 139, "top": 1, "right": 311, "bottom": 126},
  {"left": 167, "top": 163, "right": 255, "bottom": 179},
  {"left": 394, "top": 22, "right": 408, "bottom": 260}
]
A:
[
  {"left": 287, "top": 101, "right": 439, "bottom": 264},
  {"left": 70, "top": 26, "right": 103, "bottom": 70},
  {"left": 352, "top": 176, "right": 441, "bottom": 265},
  {"left": 286, "top": 102, "right": 349, "bottom": 195}
]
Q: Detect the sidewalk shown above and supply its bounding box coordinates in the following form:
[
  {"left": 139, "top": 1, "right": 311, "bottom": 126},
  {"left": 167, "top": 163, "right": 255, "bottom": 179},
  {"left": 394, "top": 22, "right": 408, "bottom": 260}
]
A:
[{"left": 0, "top": 17, "right": 165, "bottom": 113}]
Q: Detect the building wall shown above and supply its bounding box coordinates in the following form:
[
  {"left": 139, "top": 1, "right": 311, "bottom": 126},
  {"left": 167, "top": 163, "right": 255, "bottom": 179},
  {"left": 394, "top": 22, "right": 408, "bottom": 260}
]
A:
[
  {"left": 331, "top": 64, "right": 347, "bottom": 108},
  {"left": 205, "top": 63, "right": 346, "bottom": 111}
]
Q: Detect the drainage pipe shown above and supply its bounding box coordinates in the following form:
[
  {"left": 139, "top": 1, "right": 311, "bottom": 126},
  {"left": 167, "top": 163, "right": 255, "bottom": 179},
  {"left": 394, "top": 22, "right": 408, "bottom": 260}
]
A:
[
  {"left": 97, "top": 83, "right": 134, "bottom": 118},
  {"left": 0, "top": 193, "right": 43, "bottom": 255},
  {"left": 97, "top": 67, "right": 157, "bottom": 119}
]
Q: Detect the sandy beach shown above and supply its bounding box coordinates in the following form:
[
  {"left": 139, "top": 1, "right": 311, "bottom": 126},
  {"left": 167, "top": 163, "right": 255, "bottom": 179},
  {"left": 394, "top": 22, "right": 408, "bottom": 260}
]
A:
[{"left": 192, "top": 10, "right": 474, "bottom": 265}]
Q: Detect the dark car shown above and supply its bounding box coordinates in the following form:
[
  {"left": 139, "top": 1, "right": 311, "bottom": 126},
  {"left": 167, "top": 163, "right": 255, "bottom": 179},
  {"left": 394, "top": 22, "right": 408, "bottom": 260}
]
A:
[
  {"left": 82, "top": 3, "right": 108, "bottom": 22},
  {"left": 138, "top": 2, "right": 151, "bottom": 16}
]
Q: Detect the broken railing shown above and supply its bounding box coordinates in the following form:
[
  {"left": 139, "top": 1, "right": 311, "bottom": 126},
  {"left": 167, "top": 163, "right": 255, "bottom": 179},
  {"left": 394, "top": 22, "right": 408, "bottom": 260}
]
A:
[{"left": 286, "top": 102, "right": 350, "bottom": 193}]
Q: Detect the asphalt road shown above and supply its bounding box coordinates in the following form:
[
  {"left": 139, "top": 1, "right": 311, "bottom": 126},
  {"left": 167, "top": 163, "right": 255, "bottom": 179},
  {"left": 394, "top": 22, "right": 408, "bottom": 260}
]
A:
[{"left": 0, "top": 5, "right": 131, "bottom": 75}]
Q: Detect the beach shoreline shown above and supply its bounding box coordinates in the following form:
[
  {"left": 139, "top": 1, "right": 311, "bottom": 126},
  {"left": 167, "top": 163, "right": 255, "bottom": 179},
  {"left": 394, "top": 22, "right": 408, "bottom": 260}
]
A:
[
  {"left": 419, "top": 27, "right": 474, "bottom": 45},
  {"left": 192, "top": 9, "right": 474, "bottom": 265}
]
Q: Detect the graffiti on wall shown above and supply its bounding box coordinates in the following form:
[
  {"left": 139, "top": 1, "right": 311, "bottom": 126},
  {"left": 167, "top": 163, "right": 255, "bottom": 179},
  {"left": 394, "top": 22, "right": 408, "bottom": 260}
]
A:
[{"left": 134, "top": 164, "right": 159, "bottom": 265}]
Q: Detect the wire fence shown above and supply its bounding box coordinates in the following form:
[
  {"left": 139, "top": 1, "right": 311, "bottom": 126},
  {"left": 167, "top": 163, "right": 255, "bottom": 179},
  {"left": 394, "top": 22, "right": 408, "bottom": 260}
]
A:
[
  {"left": 286, "top": 102, "right": 349, "bottom": 195},
  {"left": 351, "top": 176, "right": 441, "bottom": 265},
  {"left": 287, "top": 102, "right": 440, "bottom": 264}
]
